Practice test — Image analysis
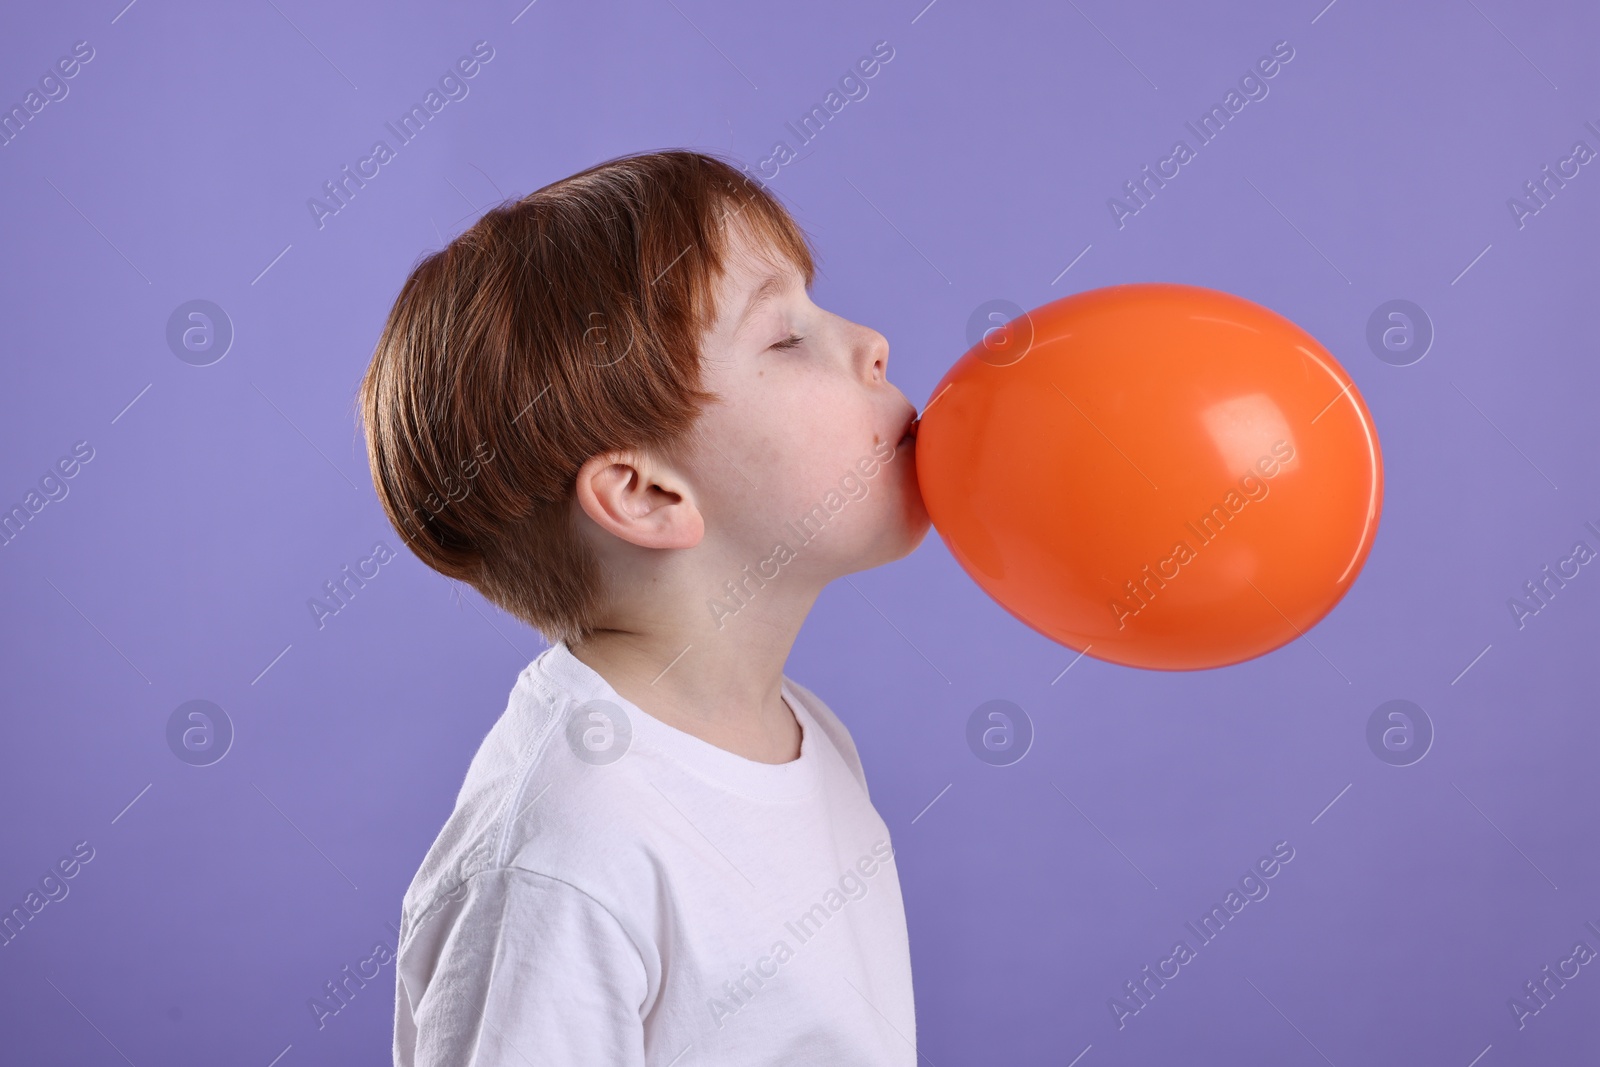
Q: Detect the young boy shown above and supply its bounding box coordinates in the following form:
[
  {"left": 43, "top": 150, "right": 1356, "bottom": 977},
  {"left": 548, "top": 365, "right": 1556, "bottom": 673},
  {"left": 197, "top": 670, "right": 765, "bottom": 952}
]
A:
[{"left": 361, "top": 149, "right": 930, "bottom": 1065}]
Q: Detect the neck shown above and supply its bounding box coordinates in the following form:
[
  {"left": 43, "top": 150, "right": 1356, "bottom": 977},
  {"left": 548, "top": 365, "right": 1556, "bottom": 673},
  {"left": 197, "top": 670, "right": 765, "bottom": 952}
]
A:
[{"left": 565, "top": 581, "right": 820, "bottom": 765}]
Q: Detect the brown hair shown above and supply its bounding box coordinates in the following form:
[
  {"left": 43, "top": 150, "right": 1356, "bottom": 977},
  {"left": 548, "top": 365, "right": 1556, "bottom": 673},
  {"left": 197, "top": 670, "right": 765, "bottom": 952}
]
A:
[{"left": 358, "top": 149, "right": 817, "bottom": 646}]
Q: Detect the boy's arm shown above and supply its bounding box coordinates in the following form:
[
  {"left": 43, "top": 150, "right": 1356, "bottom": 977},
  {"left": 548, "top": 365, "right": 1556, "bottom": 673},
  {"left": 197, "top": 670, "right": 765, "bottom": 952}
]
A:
[{"left": 403, "top": 866, "right": 649, "bottom": 1066}]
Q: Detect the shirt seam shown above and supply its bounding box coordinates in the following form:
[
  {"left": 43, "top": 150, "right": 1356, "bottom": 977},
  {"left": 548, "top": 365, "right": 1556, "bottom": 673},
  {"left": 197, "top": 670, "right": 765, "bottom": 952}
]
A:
[
  {"left": 502, "top": 863, "right": 648, "bottom": 954},
  {"left": 488, "top": 663, "right": 569, "bottom": 871},
  {"left": 416, "top": 862, "right": 654, "bottom": 981}
]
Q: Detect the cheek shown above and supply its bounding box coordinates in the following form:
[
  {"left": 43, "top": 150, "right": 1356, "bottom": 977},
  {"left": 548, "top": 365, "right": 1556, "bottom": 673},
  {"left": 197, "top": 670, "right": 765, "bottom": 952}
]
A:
[
  {"left": 756, "top": 379, "right": 863, "bottom": 465},
  {"left": 708, "top": 364, "right": 881, "bottom": 526}
]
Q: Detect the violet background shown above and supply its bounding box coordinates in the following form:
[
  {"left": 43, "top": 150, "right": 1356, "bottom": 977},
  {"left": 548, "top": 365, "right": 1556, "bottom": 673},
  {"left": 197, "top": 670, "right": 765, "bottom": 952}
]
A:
[{"left": 2, "top": 0, "right": 1597, "bottom": 1063}]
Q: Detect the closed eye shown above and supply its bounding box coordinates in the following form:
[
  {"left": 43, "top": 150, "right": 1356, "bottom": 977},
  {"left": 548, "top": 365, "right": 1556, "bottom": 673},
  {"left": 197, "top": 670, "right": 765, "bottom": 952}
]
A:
[{"left": 771, "top": 334, "right": 805, "bottom": 351}]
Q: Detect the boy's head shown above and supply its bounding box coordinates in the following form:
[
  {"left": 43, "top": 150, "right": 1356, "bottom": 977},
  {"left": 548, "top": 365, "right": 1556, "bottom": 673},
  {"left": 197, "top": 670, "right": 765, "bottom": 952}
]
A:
[{"left": 360, "top": 149, "right": 928, "bottom": 648}]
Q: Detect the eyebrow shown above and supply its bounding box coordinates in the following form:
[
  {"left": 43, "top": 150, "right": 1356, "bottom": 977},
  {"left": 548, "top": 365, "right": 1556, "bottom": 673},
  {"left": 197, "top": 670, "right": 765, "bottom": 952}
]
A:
[{"left": 734, "top": 271, "right": 798, "bottom": 337}]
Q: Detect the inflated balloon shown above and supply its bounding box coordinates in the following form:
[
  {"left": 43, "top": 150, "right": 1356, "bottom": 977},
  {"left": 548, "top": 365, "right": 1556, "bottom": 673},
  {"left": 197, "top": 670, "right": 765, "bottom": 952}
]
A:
[{"left": 914, "top": 283, "right": 1383, "bottom": 671}]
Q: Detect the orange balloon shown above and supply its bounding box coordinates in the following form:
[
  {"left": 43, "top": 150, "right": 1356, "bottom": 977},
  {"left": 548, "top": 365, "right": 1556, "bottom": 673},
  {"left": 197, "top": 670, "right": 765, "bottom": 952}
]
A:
[{"left": 914, "top": 283, "right": 1383, "bottom": 671}]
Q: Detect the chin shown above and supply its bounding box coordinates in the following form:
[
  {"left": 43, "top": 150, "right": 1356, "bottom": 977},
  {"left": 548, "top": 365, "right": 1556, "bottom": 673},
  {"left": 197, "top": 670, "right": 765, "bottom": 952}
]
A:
[
  {"left": 872, "top": 498, "right": 933, "bottom": 567},
  {"left": 900, "top": 465, "right": 932, "bottom": 544},
  {"left": 831, "top": 506, "right": 925, "bottom": 576},
  {"left": 896, "top": 508, "right": 933, "bottom": 559}
]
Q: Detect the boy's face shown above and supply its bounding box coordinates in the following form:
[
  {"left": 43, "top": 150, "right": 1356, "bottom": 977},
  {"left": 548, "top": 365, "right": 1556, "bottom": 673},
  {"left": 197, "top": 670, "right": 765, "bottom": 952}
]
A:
[{"left": 681, "top": 215, "right": 930, "bottom": 581}]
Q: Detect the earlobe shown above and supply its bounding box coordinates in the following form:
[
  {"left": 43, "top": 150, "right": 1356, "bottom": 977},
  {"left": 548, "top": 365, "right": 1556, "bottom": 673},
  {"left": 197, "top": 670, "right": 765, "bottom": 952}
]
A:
[{"left": 573, "top": 450, "right": 703, "bottom": 550}]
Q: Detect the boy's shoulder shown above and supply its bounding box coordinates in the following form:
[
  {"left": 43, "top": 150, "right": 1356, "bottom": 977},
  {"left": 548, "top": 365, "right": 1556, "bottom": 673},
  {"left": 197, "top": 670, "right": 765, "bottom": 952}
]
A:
[
  {"left": 396, "top": 650, "right": 642, "bottom": 921},
  {"left": 397, "top": 646, "right": 872, "bottom": 936}
]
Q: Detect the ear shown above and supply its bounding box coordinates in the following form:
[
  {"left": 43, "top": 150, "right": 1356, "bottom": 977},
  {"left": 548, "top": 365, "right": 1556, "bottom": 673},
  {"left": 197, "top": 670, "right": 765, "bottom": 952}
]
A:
[{"left": 573, "top": 449, "right": 704, "bottom": 550}]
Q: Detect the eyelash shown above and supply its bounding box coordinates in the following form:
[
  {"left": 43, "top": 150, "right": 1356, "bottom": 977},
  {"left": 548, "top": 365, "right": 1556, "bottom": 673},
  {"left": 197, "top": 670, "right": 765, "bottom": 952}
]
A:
[{"left": 771, "top": 334, "right": 805, "bottom": 351}]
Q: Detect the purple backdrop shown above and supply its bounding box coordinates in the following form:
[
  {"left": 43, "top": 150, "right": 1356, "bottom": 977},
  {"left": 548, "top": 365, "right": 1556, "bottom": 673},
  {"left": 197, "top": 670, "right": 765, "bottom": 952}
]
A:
[{"left": 3, "top": 0, "right": 1597, "bottom": 1063}]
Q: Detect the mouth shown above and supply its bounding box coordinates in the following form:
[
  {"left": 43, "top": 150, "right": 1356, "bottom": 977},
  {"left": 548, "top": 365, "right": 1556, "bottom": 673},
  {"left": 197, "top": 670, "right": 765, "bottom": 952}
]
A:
[{"left": 898, "top": 413, "right": 919, "bottom": 445}]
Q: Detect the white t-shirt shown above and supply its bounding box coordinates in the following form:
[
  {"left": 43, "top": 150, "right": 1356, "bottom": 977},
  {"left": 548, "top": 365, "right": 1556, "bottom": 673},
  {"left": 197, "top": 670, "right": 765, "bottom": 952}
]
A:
[{"left": 392, "top": 640, "right": 917, "bottom": 1066}]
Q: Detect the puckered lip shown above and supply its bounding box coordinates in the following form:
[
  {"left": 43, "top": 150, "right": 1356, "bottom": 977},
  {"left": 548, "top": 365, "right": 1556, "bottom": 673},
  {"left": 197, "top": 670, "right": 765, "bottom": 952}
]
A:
[{"left": 898, "top": 411, "right": 919, "bottom": 443}]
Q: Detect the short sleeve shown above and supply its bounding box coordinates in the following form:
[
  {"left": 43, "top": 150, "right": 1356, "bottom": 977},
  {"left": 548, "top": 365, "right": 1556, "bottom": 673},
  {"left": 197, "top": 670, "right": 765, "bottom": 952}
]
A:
[{"left": 397, "top": 866, "right": 650, "bottom": 1067}]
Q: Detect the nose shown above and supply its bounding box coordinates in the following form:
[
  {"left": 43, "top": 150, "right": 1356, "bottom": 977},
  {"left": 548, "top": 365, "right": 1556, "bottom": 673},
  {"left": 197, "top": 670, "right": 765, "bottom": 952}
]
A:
[{"left": 858, "top": 323, "right": 889, "bottom": 384}]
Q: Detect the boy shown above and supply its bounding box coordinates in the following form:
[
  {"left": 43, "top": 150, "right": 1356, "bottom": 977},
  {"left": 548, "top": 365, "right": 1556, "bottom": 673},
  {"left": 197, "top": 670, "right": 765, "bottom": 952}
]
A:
[{"left": 361, "top": 149, "right": 929, "bottom": 1065}]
